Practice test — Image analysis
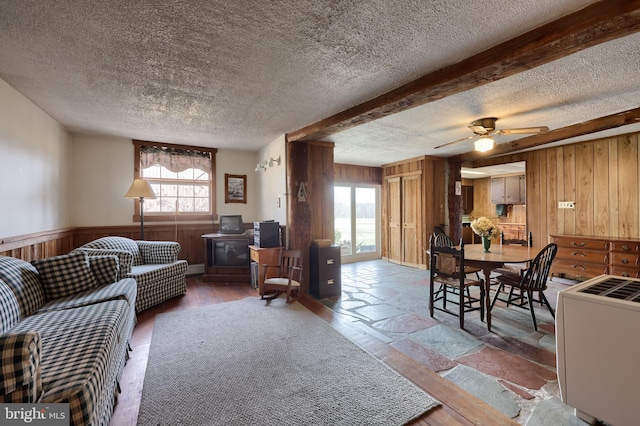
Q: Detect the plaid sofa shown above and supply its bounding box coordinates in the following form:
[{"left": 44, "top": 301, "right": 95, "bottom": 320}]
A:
[
  {"left": 0, "top": 253, "right": 137, "bottom": 426},
  {"left": 74, "top": 236, "right": 188, "bottom": 312}
]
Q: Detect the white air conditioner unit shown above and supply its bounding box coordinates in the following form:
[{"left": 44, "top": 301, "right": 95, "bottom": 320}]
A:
[{"left": 556, "top": 274, "right": 640, "bottom": 426}]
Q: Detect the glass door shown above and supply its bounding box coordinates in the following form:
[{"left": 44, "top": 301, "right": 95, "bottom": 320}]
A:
[{"left": 334, "top": 184, "right": 381, "bottom": 263}]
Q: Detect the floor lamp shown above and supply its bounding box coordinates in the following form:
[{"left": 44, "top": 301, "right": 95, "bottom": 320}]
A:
[{"left": 125, "top": 179, "right": 156, "bottom": 240}]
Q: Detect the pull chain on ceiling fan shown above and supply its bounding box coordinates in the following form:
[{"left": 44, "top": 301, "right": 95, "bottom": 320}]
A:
[{"left": 434, "top": 117, "right": 549, "bottom": 151}]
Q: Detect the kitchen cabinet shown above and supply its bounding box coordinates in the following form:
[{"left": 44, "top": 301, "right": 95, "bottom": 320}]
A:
[
  {"left": 500, "top": 224, "right": 526, "bottom": 241},
  {"left": 462, "top": 225, "right": 480, "bottom": 244},
  {"left": 462, "top": 185, "right": 474, "bottom": 213},
  {"left": 491, "top": 175, "right": 525, "bottom": 204}
]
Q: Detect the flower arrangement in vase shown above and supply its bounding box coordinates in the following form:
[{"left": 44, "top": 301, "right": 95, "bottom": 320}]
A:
[{"left": 470, "top": 217, "right": 500, "bottom": 252}]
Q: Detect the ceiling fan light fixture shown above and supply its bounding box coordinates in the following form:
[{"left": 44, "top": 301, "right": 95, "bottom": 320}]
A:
[{"left": 474, "top": 136, "right": 495, "bottom": 152}]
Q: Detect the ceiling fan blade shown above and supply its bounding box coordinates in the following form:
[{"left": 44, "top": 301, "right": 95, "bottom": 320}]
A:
[
  {"left": 497, "top": 126, "right": 549, "bottom": 135},
  {"left": 434, "top": 135, "right": 476, "bottom": 149}
]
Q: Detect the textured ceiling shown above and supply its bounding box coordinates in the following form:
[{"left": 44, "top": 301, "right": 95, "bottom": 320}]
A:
[{"left": 2, "top": 0, "right": 639, "bottom": 166}]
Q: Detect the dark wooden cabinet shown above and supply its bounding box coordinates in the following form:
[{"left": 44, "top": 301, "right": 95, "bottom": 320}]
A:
[
  {"left": 310, "top": 245, "right": 341, "bottom": 298},
  {"left": 462, "top": 185, "right": 474, "bottom": 213},
  {"left": 462, "top": 226, "right": 480, "bottom": 244},
  {"left": 202, "top": 233, "right": 253, "bottom": 283}
]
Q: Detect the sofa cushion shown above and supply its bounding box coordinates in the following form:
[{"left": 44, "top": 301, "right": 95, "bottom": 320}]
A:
[
  {"left": 36, "top": 279, "right": 137, "bottom": 313},
  {"left": 0, "top": 256, "right": 45, "bottom": 318},
  {"left": 88, "top": 255, "right": 119, "bottom": 286},
  {"left": 79, "top": 236, "right": 143, "bottom": 266},
  {"left": 13, "top": 300, "right": 128, "bottom": 425},
  {"left": 32, "top": 253, "right": 97, "bottom": 301},
  {"left": 74, "top": 248, "right": 133, "bottom": 279},
  {"left": 137, "top": 241, "right": 180, "bottom": 264},
  {"left": 0, "top": 279, "right": 21, "bottom": 334}
]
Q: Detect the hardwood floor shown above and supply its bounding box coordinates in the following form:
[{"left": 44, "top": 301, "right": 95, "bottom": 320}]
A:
[{"left": 111, "top": 276, "right": 516, "bottom": 426}]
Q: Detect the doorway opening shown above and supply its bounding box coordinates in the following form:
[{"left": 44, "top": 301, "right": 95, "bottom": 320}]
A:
[{"left": 334, "top": 185, "right": 381, "bottom": 263}]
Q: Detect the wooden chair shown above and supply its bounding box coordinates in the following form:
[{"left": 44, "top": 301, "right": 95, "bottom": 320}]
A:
[
  {"left": 490, "top": 243, "right": 558, "bottom": 331},
  {"left": 260, "top": 249, "right": 303, "bottom": 303},
  {"left": 429, "top": 236, "right": 485, "bottom": 329},
  {"left": 494, "top": 231, "right": 533, "bottom": 276}
]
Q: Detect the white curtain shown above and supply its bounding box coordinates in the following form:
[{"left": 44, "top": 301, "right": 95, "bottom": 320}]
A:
[{"left": 140, "top": 146, "right": 211, "bottom": 172}]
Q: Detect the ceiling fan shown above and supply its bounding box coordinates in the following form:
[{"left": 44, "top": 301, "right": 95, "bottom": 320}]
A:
[{"left": 434, "top": 117, "right": 549, "bottom": 152}]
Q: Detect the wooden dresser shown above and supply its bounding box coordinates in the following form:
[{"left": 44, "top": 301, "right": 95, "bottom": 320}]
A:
[{"left": 549, "top": 235, "right": 640, "bottom": 281}]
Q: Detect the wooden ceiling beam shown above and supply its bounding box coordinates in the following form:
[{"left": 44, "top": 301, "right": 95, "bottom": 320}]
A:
[
  {"left": 453, "top": 107, "right": 640, "bottom": 162},
  {"left": 286, "top": 0, "right": 640, "bottom": 143}
]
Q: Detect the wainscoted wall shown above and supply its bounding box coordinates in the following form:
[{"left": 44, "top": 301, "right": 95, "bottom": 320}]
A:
[
  {"left": 1, "top": 224, "right": 224, "bottom": 269},
  {"left": 468, "top": 131, "right": 640, "bottom": 248}
]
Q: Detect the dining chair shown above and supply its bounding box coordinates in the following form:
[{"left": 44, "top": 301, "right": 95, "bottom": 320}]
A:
[
  {"left": 261, "top": 249, "right": 303, "bottom": 303},
  {"left": 494, "top": 231, "right": 533, "bottom": 276},
  {"left": 429, "top": 236, "right": 485, "bottom": 329},
  {"left": 489, "top": 243, "right": 558, "bottom": 331}
]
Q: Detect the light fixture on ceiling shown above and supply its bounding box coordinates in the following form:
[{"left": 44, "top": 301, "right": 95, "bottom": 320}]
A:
[
  {"left": 474, "top": 135, "right": 495, "bottom": 152},
  {"left": 124, "top": 178, "right": 156, "bottom": 240}
]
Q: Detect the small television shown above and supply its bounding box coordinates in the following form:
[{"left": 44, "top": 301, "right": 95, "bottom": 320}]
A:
[{"left": 218, "top": 215, "right": 244, "bottom": 234}]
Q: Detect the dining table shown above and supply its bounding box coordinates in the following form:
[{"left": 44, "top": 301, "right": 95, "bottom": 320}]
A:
[{"left": 462, "top": 244, "right": 536, "bottom": 331}]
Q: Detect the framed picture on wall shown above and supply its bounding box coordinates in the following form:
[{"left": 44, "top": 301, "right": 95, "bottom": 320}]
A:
[{"left": 225, "top": 174, "right": 247, "bottom": 204}]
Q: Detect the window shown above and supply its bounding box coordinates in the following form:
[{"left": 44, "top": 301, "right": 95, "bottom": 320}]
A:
[{"left": 132, "top": 140, "right": 217, "bottom": 221}]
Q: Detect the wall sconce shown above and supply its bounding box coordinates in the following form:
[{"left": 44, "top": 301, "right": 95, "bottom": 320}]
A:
[
  {"left": 268, "top": 155, "right": 281, "bottom": 167},
  {"left": 255, "top": 155, "right": 281, "bottom": 172}
]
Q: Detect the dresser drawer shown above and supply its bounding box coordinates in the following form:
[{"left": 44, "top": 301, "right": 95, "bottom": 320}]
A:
[
  {"left": 610, "top": 252, "right": 640, "bottom": 267},
  {"left": 552, "top": 259, "right": 609, "bottom": 280},
  {"left": 556, "top": 248, "right": 608, "bottom": 264},
  {"left": 610, "top": 241, "right": 640, "bottom": 253},
  {"left": 550, "top": 236, "right": 609, "bottom": 251},
  {"left": 609, "top": 265, "right": 640, "bottom": 278}
]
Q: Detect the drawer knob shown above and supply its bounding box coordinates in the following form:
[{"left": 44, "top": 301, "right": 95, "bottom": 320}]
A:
[
  {"left": 571, "top": 242, "right": 586, "bottom": 247},
  {"left": 326, "top": 259, "right": 334, "bottom": 265},
  {"left": 622, "top": 245, "right": 631, "bottom": 252},
  {"left": 571, "top": 252, "right": 586, "bottom": 257},
  {"left": 571, "top": 264, "right": 586, "bottom": 270},
  {"left": 622, "top": 273, "right": 630, "bottom": 277},
  {"left": 622, "top": 258, "right": 630, "bottom": 264}
]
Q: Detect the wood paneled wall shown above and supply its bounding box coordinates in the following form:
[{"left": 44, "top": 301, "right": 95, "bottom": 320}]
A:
[
  {"left": 527, "top": 133, "right": 640, "bottom": 245},
  {"left": 287, "top": 140, "right": 335, "bottom": 293},
  {"left": 0, "top": 229, "right": 76, "bottom": 261},
  {"left": 463, "top": 131, "right": 640, "bottom": 249},
  {"left": 334, "top": 163, "right": 382, "bottom": 185},
  {"left": 1, "top": 224, "right": 231, "bottom": 266}
]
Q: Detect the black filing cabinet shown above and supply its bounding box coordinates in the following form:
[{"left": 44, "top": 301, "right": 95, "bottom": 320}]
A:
[{"left": 310, "top": 245, "right": 341, "bottom": 298}]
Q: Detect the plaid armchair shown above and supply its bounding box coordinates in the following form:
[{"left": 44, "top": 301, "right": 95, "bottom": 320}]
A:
[{"left": 74, "top": 236, "right": 188, "bottom": 312}]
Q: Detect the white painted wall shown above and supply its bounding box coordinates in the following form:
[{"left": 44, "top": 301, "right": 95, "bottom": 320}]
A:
[
  {"left": 72, "top": 134, "right": 134, "bottom": 226},
  {"left": 215, "top": 149, "right": 260, "bottom": 223},
  {"left": 72, "top": 134, "right": 261, "bottom": 227},
  {"left": 0, "top": 78, "right": 73, "bottom": 238},
  {"left": 256, "top": 135, "right": 287, "bottom": 224}
]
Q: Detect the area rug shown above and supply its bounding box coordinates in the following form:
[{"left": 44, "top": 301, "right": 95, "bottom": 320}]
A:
[{"left": 136, "top": 298, "right": 439, "bottom": 425}]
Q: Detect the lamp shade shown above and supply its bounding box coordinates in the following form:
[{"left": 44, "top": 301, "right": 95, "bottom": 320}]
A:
[
  {"left": 474, "top": 136, "right": 495, "bottom": 152},
  {"left": 124, "top": 179, "right": 156, "bottom": 199}
]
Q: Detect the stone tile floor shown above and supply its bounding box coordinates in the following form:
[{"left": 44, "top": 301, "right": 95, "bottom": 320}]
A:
[{"left": 318, "top": 259, "right": 591, "bottom": 425}]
